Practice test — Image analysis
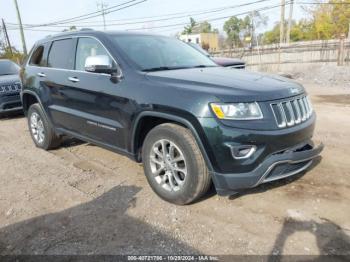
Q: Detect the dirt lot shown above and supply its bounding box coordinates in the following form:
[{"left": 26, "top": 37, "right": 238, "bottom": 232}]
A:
[{"left": 0, "top": 83, "right": 349, "bottom": 256}]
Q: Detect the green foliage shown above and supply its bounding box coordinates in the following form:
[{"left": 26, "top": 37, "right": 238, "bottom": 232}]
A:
[
  {"left": 223, "top": 16, "right": 243, "bottom": 47},
  {"left": 223, "top": 11, "right": 267, "bottom": 47},
  {"left": 182, "top": 17, "right": 197, "bottom": 34},
  {"left": 182, "top": 18, "right": 218, "bottom": 34},
  {"left": 62, "top": 25, "right": 77, "bottom": 32},
  {"left": 0, "top": 41, "right": 24, "bottom": 63},
  {"left": 262, "top": 0, "right": 350, "bottom": 44},
  {"left": 198, "top": 21, "right": 212, "bottom": 33}
]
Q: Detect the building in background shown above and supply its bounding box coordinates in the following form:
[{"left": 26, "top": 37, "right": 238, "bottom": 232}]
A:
[{"left": 179, "top": 33, "right": 219, "bottom": 51}]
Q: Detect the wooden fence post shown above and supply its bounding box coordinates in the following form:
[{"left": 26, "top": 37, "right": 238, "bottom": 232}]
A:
[{"left": 338, "top": 34, "right": 345, "bottom": 66}]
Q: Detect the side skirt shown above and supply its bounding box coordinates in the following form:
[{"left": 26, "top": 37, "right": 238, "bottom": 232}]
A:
[{"left": 55, "top": 127, "right": 137, "bottom": 161}]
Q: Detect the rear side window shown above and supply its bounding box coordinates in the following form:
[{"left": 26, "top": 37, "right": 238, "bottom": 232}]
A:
[
  {"left": 29, "top": 45, "right": 47, "bottom": 66},
  {"left": 48, "top": 39, "right": 75, "bottom": 69},
  {"left": 30, "top": 46, "right": 43, "bottom": 65}
]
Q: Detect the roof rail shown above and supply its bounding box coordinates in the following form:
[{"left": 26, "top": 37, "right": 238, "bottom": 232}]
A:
[{"left": 80, "top": 28, "right": 94, "bottom": 31}]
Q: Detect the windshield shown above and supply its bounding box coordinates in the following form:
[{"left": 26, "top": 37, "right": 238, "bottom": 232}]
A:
[
  {"left": 0, "top": 60, "right": 20, "bottom": 76},
  {"left": 187, "top": 43, "right": 210, "bottom": 57},
  {"left": 110, "top": 34, "right": 217, "bottom": 71}
]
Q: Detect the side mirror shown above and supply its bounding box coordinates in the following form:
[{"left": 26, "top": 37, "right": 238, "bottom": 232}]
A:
[{"left": 84, "top": 55, "right": 114, "bottom": 74}]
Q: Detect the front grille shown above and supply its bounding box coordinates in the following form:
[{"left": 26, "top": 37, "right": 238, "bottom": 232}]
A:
[
  {"left": 271, "top": 96, "right": 313, "bottom": 128},
  {"left": 0, "top": 83, "right": 21, "bottom": 94}
]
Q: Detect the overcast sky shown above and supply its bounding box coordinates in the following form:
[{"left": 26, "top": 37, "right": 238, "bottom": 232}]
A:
[{"left": 0, "top": 0, "right": 308, "bottom": 51}]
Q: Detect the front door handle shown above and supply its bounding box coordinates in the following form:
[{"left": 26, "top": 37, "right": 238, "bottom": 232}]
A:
[
  {"left": 68, "top": 77, "right": 80, "bottom": 83},
  {"left": 37, "top": 72, "right": 46, "bottom": 77}
]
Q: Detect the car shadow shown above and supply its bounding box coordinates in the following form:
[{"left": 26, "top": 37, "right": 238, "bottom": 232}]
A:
[
  {"left": 0, "top": 185, "right": 198, "bottom": 255},
  {"left": 268, "top": 217, "right": 350, "bottom": 259},
  {"left": 228, "top": 156, "right": 322, "bottom": 201},
  {"left": 59, "top": 137, "right": 86, "bottom": 148},
  {"left": 0, "top": 111, "right": 24, "bottom": 120}
]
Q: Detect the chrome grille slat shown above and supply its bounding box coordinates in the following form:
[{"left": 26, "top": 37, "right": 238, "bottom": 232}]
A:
[
  {"left": 271, "top": 96, "right": 313, "bottom": 128},
  {"left": 298, "top": 99, "right": 306, "bottom": 121},
  {"left": 292, "top": 100, "right": 301, "bottom": 124},
  {"left": 277, "top": 103, "right": 287, "bottom": 128},
  {"left": 285, "top": 101, "right": 295, "bottom": 126}
]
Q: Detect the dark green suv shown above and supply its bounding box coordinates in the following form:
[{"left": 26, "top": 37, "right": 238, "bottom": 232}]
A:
[{"left": 21, "top": 30, "right": 323, "bottom": 204}]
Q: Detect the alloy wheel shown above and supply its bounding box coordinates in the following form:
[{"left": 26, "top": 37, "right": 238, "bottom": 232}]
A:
[
  {"left": 30, "top": 112, "right": 45, "bottom": 144},
  {"left": 149, "top": 139, "right": 187, "bottom": 192}
]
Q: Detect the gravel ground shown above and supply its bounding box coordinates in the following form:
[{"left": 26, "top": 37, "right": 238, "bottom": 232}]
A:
[
  {"left": 0, "top": 83, "right": 349, "bottom": 256},
  {"left": 288, "top": 65, "right": 350, "bottom": 88}
]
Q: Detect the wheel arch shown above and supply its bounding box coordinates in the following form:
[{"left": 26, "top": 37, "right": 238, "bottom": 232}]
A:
[
  {"left": 21, "top": 90, "right": 41, "bottom": 115},
  {"left": 21, "top": 90, "right": 54, "bottom": 127},
  {"left": 131, "top": 111, "right": 214, "bottom": 172}
]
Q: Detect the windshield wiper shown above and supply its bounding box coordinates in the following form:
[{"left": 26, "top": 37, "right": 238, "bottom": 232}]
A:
[
  {"left": 142, "top": 65, "right": 217, "bottom": 72},
  {"left": 142, "top": 66, "right": 186, "bottom": 72},
  {"left": 191, "top": 65, "right": 217, "bottom": 68}
]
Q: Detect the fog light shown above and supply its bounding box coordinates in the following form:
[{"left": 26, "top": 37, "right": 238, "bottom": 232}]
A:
[{"left": 226, "top": 144, "right": 257, "bottom": 159}]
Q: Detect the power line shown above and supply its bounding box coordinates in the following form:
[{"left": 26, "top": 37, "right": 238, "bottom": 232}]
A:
[
  {"left": 13, "top": 0, "right": 147, "bottom": 28},
  {"left": 97, "top": 0, "right": 108, "bottom": 30},
  {"left": 8, "top": 1, "right": 289, "bottom": 33},
  {"left": 8, "top": 0, "right": 273, "bottom": 29},
  {"left": 128, "top": 1, "right": 290, "bottom": 31}
]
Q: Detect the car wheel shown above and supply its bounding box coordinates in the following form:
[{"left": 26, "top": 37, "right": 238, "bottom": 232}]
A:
[
  {"left": 28, "top": 103, "right": 61, "bottom": 150},
  {"left": 142, "top": 123, "right": 211, "bottom": 205}
]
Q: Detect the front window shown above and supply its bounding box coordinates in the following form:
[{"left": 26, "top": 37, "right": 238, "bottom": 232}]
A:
[
  {"left": 109, "top": 35, "right": 217, "bottom": 71},
  {"left": 75, "top": 37, "right": 115, "bottom": 71},
  {"left": 0, "top": 60, "right": 20, "bottom": 76}
]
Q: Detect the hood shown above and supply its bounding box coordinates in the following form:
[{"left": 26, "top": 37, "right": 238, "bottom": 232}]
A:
[
  {"left": 212, "top": 57, "right": 245, "bottom": 67},
  {"left": 0, "top": 74, "right": 21, "bottom": 85},
  {"left": 145, "top": 67, "right": 305, "bottom": 102}
]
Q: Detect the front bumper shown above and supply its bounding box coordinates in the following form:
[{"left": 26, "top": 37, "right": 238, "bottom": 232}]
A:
[
  {"left": 0, "top": 94, "right": 22, "bottom": 114},
  {"left": 211, "top": 141, "right": 324, "bottom": 196},
  {"left": 197, "top": 113, "right": 323, "bottom": 195}
]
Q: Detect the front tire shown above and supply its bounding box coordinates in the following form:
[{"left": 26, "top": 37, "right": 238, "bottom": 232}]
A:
[
  {"left": 142, "top": 123, "right": 211, "bottom": 205},
  {"left": 27, "top": 103, "right": 61, "bottom": 150}
]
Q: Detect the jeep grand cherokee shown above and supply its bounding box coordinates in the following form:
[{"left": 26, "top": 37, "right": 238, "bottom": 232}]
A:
[
  {"left": 0, "top": 59, "right": 22, "bottom": 117},
  {"left": 21, "top": 30, "right": 323, "bottom": 205}
]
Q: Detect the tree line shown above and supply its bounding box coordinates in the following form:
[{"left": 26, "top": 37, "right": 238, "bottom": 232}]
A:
[{"left": 181, "top": 0, "right": 350, "bottom": 48}]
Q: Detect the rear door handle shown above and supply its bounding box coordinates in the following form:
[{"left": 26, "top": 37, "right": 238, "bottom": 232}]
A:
[
  {"left": 68, "top": 77, "right": 80, "bottom": 83},
  {"left": 37, "top": 72, "right": 46, "bottom": 77}
]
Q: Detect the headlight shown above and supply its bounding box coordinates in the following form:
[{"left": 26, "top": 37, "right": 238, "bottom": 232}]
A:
[{"left": 210, "top": 102, "right": 263, "bottom": 120}]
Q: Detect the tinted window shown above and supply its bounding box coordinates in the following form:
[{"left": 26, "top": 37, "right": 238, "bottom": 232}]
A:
[
  {"left": 48, "top": 39, "right": 75, "bottom": 69},
  {"left": 110, "top": 35, "right": 217, "bottom": 71},
  {"left": 30, "top": 46, "right": 44, "bottom": 66},
  {"left": 0, "top": 60, "right": 20, "bottom": 76},
  {"left": 75, "top": 37, "right": 112, "bottom": 71}
]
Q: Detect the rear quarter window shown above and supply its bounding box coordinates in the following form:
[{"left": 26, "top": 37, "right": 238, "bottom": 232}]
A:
[
  {"left": 47, "top": 39, "right": 75, "bottom": 69},
  {"left": 29, "top": 45, "right": 45, "bottom": 66}
]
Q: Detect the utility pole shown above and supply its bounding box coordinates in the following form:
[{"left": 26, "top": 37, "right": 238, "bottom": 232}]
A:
[
  {"left": 97, "top": 0, "right": 108, "bottom": 30},
  {"left": 286, "top": 0, "right": 294, "bottom": 44},
  {"left": 1, "top": 19, "right": 13, "bottom": 56},
  {"left": 13, "top": 0, "right": 27, "bottom": 55},
  {"left": 280, "top": 0, "right": 286, "bottom": 44},
  {"left": 251, "top": 11, "right": 262, "bottom": 69}
]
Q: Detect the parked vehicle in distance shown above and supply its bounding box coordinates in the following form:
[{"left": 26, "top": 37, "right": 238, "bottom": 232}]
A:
[
  {"left": 187, "top": 42, "right": 246, "bottom": 69},
  {"left": 0, "top": 59, "right": 22, "bottom": 117},
  {"left": 21, "top": 30, "right": 323, "bottom": 205}
]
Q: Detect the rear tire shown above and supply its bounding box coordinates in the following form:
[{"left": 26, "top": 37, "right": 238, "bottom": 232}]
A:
[
  {"left": 27, "top": 103, "right": 61, "bottom": 150},
  {"left": 142, "top": 123, "right": 211, "bottom": 205}
]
